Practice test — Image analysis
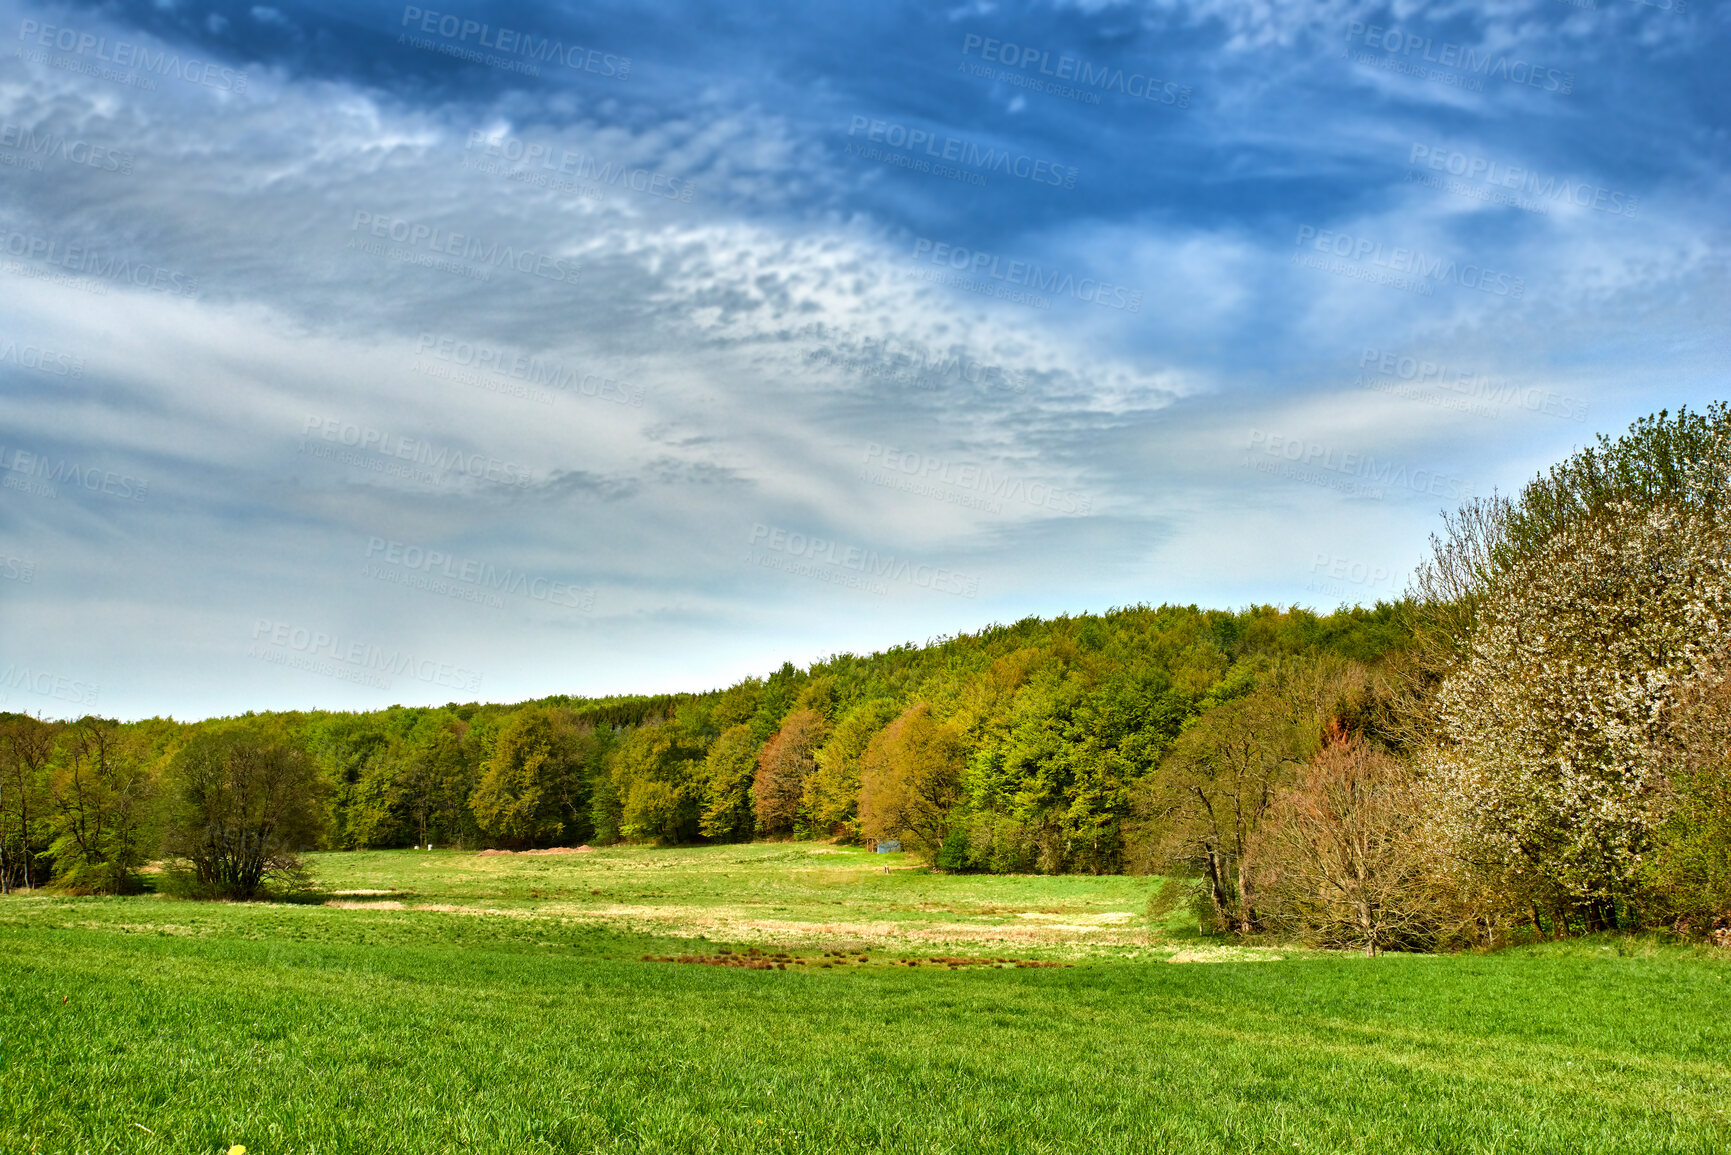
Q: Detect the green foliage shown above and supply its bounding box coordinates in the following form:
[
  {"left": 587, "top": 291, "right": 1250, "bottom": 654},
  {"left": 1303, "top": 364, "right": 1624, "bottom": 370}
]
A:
[
  {"left": 709, "top": 679, "right": 762, "bottom": 731},
  {"left": 0, "top": 713, "right": 59, "bottom": 891},
  {"left": 1647, "top": 763, "right": 1731, "bottom": 932},
  {"left": 749, "top": 662, "right": 804, "bottom": 742},
  {"left": 45, "top": 719, "right": 155, "bottom": 894},
  {"left": 1507, "top": 403, "right": 1731, "bottom": 556},
  {"left": 466, "top": 708, "right": 603, "bottom": 848},
  {"left": 611, "top": 720, "right": 705, "bottom": 844},
  {"left": 395, "top": 719, "right": 480, "bottom": 848},
  {"left": 3, "top": 601, "right": 1421, "bottom": 883},
  {"left": 160, "top": 719, "right": 326, "bottom": 899},
  {"left": 860, "top": 703, "right": 966, "bottom": 858},
  {"left": 469, "top": 708, "right": 565, "bottom": 846},
  {"left": 1641, "top": 678, "right": 1731, "bottom": 934},
  {"left": 698, "top": 724, "right": 757, "bottom": 841},
  {"left": 934, "top": 825, "right": 972, "bottom": 872},
  {"left": 804, "top": 699, "right": 899, "bottom": 840}
]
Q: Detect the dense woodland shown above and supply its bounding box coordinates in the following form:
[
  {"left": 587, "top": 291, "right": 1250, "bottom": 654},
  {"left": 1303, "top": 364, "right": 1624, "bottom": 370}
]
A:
[{"left": 4, "top": 406, "right": 1729, "bottom": 953}]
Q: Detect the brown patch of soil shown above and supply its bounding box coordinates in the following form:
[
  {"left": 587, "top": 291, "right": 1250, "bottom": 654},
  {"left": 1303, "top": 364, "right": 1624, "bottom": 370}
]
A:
[{"left": 476, "top": 846, "right": 593, "bottom": 857}]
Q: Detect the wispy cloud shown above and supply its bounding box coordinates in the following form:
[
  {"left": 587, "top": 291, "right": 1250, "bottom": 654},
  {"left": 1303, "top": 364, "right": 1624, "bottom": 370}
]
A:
[{"left": 0, "top": 0, "right": 1724, "bottom": 717}]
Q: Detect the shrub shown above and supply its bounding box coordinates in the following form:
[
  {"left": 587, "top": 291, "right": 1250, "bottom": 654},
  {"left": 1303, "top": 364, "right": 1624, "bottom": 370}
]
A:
[
  {"left": 935, "top": 825, "right": 971, "bottom": 872},
  {"left": 1251, "top": 738, "right": 1446, "bottom": 954}
]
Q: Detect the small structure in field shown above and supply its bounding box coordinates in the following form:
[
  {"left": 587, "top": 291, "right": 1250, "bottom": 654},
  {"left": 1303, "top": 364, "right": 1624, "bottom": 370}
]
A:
[{"left": 873, "top": 839, "right": 901, "bottom": 854}]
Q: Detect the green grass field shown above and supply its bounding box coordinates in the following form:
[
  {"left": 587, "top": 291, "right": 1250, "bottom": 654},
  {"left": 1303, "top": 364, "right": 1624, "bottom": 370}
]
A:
[{"left": 2, "top": 843, "right": 1728, "bottom": 1154}]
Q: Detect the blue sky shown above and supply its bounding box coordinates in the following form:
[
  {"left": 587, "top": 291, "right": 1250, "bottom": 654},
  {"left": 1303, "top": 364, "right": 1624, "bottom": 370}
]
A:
[{"left": 0, "top": 0, "right": 1725, "bottom": 720}]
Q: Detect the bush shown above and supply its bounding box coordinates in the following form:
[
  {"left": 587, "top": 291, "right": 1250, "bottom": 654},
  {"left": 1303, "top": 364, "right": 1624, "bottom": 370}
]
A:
[
  {"left": 934, "top": 826, "right": 971, "bottom": 872},
  {"left": 959, "top": 813, "right": 1041, "bottom": 873},
  {"left": 1251, "top": 738, "right": 1445, "bottom": 954}
]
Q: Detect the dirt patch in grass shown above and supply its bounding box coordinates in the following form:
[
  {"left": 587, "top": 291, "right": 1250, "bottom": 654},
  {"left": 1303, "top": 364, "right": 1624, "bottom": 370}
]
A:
[
  {"left": 475, "top": 847, "right": 593, "bottom": 857},
  {"left": 1167, "top": 946, "right": 1286, "bottom": 964},
  {"left": 639, "top": 947, "right": 1072, "bottom": 971},
  {"left": 324, "top": 900, "right": 406, "bottom": 910},
  {"left": 541, "top": 903, "right": 1145, "bottom": 948}
]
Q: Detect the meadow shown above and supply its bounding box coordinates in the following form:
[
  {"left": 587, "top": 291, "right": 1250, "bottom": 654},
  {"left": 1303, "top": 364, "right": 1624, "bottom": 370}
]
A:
[{"left": 2, "top": 843, "right": 1728, "bottom": 1154}]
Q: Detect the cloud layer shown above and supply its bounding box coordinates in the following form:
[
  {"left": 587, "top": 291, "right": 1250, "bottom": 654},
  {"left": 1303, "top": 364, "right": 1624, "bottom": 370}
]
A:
[{"left": 0, "top": 0, "right": 1725, "bottom": 719}]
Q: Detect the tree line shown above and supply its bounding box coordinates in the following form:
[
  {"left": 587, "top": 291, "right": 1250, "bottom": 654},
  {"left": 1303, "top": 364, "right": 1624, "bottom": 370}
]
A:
[
  {"left": 0, "top": 604, "right": 1402, "bottom": 896},
  {"left": 3, "top": 405, "right": 1727, "bottom": 952}
]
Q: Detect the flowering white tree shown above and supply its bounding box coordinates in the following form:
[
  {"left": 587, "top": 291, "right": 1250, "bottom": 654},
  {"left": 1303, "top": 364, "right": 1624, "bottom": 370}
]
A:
[{"left": 1423, "top": 499, "right": 1731, "bottom": 930}]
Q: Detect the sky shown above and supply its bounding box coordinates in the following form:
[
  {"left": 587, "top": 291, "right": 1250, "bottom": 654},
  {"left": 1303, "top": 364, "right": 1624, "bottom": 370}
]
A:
[{"left": 0, "top": 0, "right": 1725, "bottom": 721}]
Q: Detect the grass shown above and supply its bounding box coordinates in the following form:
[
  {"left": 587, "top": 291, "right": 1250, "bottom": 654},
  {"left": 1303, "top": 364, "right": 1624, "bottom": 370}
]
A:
[
  {"left": 1, "top": 844, "right": 1728, "bottom": 1154},
  {"left": 303, "top": 842, "right": 1174, "bottom": 954}
]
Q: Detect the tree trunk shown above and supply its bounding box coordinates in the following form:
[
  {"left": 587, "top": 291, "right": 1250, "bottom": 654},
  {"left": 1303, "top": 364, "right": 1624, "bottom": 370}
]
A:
[
  {"left": 1204, "top": 847, "right": 1230, "bottom": 930},
  {"left": 1356, "top": 897, "right": 1378, "bottom": 955},
  {"left": 1236, "top": 855, "right": 1257, "bottom": 935}
]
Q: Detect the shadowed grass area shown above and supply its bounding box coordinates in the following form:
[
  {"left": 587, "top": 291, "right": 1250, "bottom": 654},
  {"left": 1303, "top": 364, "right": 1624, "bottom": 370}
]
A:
[{"left": 1, "top": 846, "right": 1727, "bottom": 1153}]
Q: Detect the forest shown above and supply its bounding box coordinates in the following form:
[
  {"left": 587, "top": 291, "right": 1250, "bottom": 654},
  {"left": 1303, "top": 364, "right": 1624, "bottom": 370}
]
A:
[{"left": 4, "top": 405, "right": 1729, "bottom": 954}]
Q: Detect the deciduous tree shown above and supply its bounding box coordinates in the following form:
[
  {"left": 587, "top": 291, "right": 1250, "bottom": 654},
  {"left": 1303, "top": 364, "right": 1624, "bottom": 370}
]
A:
[
  {"left": 699, "top": 724, "right": 759, "bottom": 841},
  {"left": 1423, "top": 499, "right": 1731, "bottom": 931},
  {"left": 162, "top": 722, "right": 325, "bottom": 899},
  {"left": 0, "top": 713, "right": 57, "bottom": 891},
  {"left": 1136, "top": 688, "right": 1309, "bottom": 932},
  {"left": 47, "top": 718, "right": 155, "bottom": 894},
  {"left": 470, "top": 708, "right": 563, "bottom": 846},
  {"left": 858, "top": 704, "right": 964, "bottom": 857},
  {"left": 753, "top": 709, "right": 827, "bottom": 836},
  {"left": 1251, "top": 737, "right": 1439, "bottom": 954},
  {"left": 803, "top": 700, "right": 897, "bottom": 839}
]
